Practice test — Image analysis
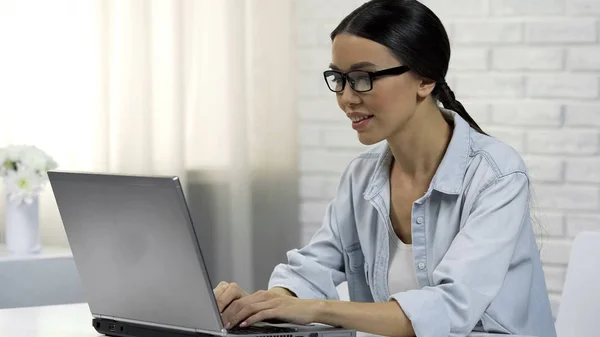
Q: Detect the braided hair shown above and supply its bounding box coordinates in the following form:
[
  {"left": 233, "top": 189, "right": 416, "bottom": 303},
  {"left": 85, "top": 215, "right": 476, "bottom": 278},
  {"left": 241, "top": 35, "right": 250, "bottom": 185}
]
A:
[{"left": 434, "top": 81, "right": 486, "bottom": 135}]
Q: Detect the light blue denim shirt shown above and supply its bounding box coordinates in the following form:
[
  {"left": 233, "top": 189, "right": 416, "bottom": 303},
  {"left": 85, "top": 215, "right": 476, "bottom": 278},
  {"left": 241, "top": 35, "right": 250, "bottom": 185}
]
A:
[{"left": 268, "top": 110, "right": 557, "bottom": 337}]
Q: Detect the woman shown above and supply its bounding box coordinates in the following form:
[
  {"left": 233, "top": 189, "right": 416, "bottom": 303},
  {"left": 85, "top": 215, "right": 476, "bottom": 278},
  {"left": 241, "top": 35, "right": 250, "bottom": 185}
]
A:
[{"left": 214, "top": 1, "right": 557, "bottom": 336}]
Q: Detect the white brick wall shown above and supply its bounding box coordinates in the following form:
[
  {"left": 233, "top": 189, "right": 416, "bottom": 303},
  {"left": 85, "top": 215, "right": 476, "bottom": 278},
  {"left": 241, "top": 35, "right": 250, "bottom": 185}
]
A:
[{"left": 295, "top": 0, "right": 600, "bottom": 318}]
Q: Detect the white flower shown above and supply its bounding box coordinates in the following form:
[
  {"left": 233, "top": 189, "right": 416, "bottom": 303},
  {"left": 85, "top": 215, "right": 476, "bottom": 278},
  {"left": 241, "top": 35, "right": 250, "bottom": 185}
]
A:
[
  {"left": 21, "top": 146, "right": 57, "bottom": 173},
  {"left": 4, "top": 167, "right": 44, "bottom": 205},
  {"left": 6, "top": 145, "right": 27, "bottom": 161},
  {"left": 0, "top": 144, "right": 58, "bottom": 204}
]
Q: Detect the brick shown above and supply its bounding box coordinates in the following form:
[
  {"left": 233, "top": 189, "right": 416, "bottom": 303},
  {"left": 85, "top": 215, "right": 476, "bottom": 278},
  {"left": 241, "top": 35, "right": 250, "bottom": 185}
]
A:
[
  {"left": 299, "top": 175, "right": 325, "bottom": 199},
  {"left": 299, "top": 123, "right": 322, "bottom": 147},
  {"left": 486, "top": 127, "right": 526, "bottom": 153},
  {"left": 566, "top": 158, "right": 600, "bottom": 183},
  {"left": 523, "top": 155, "right": 564, "bottom": 182},
  {"left": 527, "top": 130, "right": 599, "bottom": 155},
  {"left": 453, "top": 21, "right": 523, "bottom": 44},
  {"left": 302, "top": 223, "right": 321, "bottom": 245},
  {"left": 491, "top": 0, "right": 565, "bottom": 15},
  {"left": 455, "top": 74, "right": 524, "bottom": 98},
  {"left": 526, "top": 19, "right": 597, "bottom": 43},
  {"left": 566, "top": 215, "right": 600, "bottom": 238},
  {"left": 567, "top": 47, "right": 600, "bottom": 71},
  {"left": 419, "top": 0, "right": 489, "bottom": 17},
  {"left": 532, "top": 211, "right": 565, "bottom": 237},
  {"left": 298, "top": 71, "right": 333, "bottom": 98},
  {"left": 490, "top": 102, "right": 562, "bottom": 127},
  {"left": 543, "top": 266, "right": 566, "bottom": 293},
  {"left": 492, "top": 47, "right": 564, "bottom": 71},
  {"left": 533, "top": 184, "right": 600, "bottom": 210},
  {"left": 567, "top": 0, "right": 600, "bottom": 14},
  {"left": 298, "top": 98, "right": 344, "bottom": 122},
  {"left": 449, "top": 47, "right": 489, "bottom": 71},
  {"left": 298, "top": 48, "right": 332, "bottom": 71},
  {"left": 527, "top": 74, "right": 599, "bottom": 99},
  {"left": 300, "top": 201, "right": 329, "bottom": 223},
  {"left": 294, "top": 0, "right": 365, "bottom": 21},
  {"left": 322, "top": 125, "right": 364, "bottom": 149},
  {"left": 300, "top": 149, "right": 361, "bottom": 173},
  {"left": 539, "top": 238, "right": 572, "bottom": 264},
  {"left": 296, "top": 22, "right": 337, "bottom": 47},
  {"left": 459, "top": 100, "right": 490, "bottom": 129},
  {"left": 564, "top": 103, "right": 600, "bottom": 127}
]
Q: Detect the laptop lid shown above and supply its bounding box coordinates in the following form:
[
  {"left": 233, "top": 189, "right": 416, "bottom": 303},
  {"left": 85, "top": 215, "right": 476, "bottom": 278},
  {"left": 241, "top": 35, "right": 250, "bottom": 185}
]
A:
[{"left": 48, "top": 171, "right": 224, "bottom": 334}]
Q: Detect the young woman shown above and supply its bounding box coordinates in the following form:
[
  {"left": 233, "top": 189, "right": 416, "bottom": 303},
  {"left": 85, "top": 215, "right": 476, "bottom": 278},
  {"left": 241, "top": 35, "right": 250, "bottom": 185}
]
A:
[{"left": 214, "top": 1, "right": 557, "bottom": 336}]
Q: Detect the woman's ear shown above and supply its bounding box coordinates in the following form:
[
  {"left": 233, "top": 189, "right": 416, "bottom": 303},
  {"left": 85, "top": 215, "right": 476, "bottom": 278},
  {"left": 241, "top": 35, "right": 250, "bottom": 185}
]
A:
[{"left": 417, "top": 77, "right": 437, "bottom": 99}]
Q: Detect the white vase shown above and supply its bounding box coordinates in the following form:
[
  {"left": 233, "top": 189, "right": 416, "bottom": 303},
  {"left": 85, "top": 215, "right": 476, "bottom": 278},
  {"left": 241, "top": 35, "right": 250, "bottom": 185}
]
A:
[{"left": 5, "top": 195, "right": 41, "bottom": 256}]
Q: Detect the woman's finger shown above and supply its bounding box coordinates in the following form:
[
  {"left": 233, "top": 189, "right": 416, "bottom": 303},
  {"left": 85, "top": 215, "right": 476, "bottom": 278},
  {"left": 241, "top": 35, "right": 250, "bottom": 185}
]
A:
[
  {"left": 228, "top": 300, "right": 273, "bottom": 329},
  {"left": 213, "top": 281, "right": 230, "bottom": 298},
  {"left": 240, "top": 308, "right": 278, "bottom": 328},
  {"left": 216, "top": 283, "right": 244, "bottom": 313},
  {"left": 221, "top": 291, "right": 267, "bottom": 326}
]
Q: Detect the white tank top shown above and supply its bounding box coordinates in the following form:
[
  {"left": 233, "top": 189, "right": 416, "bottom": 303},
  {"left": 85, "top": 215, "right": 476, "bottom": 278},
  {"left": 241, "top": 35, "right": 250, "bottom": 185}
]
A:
[{"left": 387, "top": 229, "right": 419, "bottom": 295}]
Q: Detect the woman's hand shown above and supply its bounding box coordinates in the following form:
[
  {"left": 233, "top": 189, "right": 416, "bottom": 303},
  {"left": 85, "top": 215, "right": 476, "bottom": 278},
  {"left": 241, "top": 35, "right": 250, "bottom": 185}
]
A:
[
  {"left": 213, "top": 282, "right": 249, "bottom": 314},
  {"left": 220, "top": 289, "right": 321, "bottom": 329}
]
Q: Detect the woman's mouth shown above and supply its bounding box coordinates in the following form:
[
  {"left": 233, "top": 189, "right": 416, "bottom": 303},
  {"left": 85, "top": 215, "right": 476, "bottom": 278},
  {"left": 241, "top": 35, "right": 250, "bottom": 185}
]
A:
[{"left": 351, "top": 115, "right": 374, "bottom": 131}]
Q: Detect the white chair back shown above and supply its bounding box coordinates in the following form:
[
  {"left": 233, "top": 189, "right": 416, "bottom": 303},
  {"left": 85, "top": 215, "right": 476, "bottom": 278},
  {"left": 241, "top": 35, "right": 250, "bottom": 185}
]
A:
[{"left": 555, "top": 231, "right": 600, "bottom": 337}]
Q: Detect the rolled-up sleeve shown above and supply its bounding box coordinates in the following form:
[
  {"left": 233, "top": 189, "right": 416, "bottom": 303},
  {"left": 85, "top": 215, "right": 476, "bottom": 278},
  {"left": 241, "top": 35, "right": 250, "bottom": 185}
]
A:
[
  {"left": 268, "top": 198, "right": 346, "bottom": 300},
  {"left": 391, "top": 172, "right": 530, "bottom": 337}
]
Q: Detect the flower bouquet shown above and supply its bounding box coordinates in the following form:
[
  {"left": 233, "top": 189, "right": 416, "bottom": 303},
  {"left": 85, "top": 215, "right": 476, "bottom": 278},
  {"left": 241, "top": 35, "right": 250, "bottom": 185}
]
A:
[{"left": 0, "top": 145, "right": 58, "bottom": 255}]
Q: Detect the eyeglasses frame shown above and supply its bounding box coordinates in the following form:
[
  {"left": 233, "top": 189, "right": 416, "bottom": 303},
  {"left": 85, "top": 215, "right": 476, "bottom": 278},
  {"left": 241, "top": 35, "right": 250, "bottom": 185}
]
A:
[{"left": 323, "top": 65, "right": 411, "bottom": 93}]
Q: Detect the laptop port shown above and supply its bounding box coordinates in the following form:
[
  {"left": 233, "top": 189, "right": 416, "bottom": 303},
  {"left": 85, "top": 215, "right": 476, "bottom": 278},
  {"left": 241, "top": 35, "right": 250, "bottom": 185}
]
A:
[
  {"left": 108, "top": 323, "right": 116, "bottom": 332},
  {"left": 309, "top": 333, "right": 318, "bottom": 337}
]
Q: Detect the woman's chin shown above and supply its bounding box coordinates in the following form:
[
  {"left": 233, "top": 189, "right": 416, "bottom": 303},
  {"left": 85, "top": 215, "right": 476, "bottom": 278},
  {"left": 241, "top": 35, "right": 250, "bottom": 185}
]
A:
[{"left": 357, "top": 132, "right": 385, "bottom": 146}]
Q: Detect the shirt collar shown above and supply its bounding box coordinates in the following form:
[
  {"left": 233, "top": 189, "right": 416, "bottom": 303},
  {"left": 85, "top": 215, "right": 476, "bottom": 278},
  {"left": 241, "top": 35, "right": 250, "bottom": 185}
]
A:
[{"left": 364, "top": 109, "right": 471, "bottom": 200}]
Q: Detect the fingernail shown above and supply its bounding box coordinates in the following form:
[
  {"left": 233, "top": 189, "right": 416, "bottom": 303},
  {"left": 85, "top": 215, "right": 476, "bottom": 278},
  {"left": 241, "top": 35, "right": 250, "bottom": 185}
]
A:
[
  {"left": 225, "top": 322, "right": 231, "bottom": 329},
  {"left": 240, "top": 322, "right": 247, "bottom": 327}
]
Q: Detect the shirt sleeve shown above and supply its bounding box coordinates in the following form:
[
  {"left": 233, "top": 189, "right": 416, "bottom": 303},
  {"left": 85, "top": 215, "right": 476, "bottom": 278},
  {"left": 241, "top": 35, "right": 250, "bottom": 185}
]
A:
[
  {"left": 390, "top": 172, "right": 530, "bottom": 337},
  {"left": 268, "top": 172, "right": 350, "bottom": 300}
]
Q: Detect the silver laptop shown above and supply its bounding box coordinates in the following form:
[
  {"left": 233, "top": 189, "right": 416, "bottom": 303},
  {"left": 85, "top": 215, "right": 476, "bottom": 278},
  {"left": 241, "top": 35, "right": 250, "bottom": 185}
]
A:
[{"left": 48, "top": 171, "right": 356, "bottom": 337}]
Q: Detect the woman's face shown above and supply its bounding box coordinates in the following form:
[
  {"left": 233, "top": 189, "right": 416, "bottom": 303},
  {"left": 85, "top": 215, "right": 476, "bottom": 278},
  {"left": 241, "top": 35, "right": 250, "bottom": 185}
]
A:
[{"left": 329, "top": 33, "right": 426, "bottom": 145}]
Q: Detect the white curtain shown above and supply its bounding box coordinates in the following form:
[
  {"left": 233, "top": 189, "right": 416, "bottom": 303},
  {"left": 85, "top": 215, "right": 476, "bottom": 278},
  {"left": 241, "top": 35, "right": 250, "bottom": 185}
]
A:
[{"left": 0, "top": 0, "right": 298, "bottom": 291}]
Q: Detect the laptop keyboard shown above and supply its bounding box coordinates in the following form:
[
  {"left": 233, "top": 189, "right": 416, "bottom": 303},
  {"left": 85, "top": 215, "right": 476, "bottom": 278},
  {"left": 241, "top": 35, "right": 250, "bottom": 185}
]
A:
[{"left": 228, "top": 325, "right": 298, "bottom": 334}]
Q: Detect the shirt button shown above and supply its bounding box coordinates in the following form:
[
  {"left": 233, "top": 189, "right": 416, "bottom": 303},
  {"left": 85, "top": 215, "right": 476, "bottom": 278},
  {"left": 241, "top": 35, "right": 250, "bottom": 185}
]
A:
[
  {"left": 418, "top": 262, "right": 426, "bottom": 270},
  {"left": 416, "top": 217, "right": 423, "bottom": 224}
]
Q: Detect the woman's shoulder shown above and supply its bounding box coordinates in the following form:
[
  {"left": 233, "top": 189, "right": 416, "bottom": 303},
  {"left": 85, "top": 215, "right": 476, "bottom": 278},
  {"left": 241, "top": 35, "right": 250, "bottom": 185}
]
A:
[
  {"left": 463, "top": 130, "right": 531, "bottom": 198},
  {"left": 469, "top": 130, "right": 528, "bottom": 178}
]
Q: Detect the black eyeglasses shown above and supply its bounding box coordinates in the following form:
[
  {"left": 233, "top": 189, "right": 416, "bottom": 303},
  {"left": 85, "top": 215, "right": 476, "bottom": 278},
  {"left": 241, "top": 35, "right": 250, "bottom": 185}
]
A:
[{"left": 323, "top": 65, "right": 411, "bottom": 93}]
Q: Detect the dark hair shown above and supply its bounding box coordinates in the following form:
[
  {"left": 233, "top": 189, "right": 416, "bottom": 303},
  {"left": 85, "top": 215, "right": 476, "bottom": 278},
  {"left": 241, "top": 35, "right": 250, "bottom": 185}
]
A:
[{"left": 330, "top": 0, "right": 486, "bottom": 135}]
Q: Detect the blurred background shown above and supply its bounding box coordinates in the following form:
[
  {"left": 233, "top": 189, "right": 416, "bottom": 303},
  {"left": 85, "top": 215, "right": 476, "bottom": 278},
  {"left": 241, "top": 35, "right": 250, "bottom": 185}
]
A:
[{"left": 0, "top": 0, "right": 599, "bottom": 319}]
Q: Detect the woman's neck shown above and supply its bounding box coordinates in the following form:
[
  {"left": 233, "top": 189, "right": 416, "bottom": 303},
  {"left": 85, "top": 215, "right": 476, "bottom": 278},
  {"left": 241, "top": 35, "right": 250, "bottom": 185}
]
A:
[{"left": 387, "top": 104, "right": 452, "bottom": 183}]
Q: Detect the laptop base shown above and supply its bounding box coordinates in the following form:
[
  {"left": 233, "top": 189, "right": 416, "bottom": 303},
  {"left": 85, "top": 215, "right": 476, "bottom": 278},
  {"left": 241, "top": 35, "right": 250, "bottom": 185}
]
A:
[{"left": 92, "top": 318, "right": 340, "bottom": 337}]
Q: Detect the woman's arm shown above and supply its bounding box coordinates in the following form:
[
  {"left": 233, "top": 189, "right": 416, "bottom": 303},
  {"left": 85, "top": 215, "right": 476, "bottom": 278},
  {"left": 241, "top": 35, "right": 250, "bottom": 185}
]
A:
[
  {"left": 314, "top": 300, "right": 415, "bottom": 337},
  {"left": 220, "top": 289, "right": 415, "bottom": 337}
]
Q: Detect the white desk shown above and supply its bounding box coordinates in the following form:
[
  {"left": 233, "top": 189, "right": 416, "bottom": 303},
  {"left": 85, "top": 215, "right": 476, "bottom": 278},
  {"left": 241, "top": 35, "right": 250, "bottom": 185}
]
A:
[
  {"left": 0, "top": 246, "right": 85, "bottom": 309},
  {"left": 0, "top": 303, "right": 536, "bottom": 337},
  {"left": 0, "top": 303, "right": 99, "bottom": 336},
  {"left": 0, "top": 244, "right": 72, "bottom": 260}
]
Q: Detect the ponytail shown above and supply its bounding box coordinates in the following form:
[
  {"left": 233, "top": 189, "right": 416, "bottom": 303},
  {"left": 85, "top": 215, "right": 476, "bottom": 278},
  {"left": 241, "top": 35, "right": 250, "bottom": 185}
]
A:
[{"left": 435, "top": 82, "right": 487, "bottom": 135}]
